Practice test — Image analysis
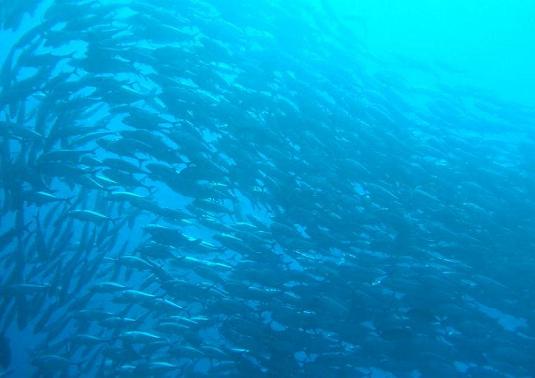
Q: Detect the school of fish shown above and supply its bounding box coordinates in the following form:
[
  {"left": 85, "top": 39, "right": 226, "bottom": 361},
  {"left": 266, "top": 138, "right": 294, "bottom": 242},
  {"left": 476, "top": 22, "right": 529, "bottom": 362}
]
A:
[{"left": 1, "top": 0, "right": 535, "bottom": 377}]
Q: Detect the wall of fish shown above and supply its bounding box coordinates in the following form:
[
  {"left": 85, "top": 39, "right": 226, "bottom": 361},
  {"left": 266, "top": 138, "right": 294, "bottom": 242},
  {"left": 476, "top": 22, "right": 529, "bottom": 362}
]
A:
[{"left": 1, "top": 0, "right": 534, "bottom": 376}]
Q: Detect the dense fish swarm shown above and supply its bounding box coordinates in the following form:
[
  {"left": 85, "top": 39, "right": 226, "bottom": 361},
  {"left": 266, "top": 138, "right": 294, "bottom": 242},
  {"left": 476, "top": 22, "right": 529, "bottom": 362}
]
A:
[{"left": 1, "top": 0, "right": 535, "bottom": 377}]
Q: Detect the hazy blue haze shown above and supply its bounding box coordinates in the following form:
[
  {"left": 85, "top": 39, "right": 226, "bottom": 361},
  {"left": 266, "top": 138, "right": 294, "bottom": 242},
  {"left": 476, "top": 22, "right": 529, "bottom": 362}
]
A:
[{"left": 330, "top": 0, "right": 535, "bottom": 107}]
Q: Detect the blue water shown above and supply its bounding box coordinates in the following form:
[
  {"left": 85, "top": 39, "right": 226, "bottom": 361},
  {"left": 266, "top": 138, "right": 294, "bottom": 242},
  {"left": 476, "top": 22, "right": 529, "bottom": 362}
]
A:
[
  {"left": 1, "top": 1, "right": 534, "bottom": 377},
  {"left": 330, "top": 0, "right": 535, "bottom": 107}
]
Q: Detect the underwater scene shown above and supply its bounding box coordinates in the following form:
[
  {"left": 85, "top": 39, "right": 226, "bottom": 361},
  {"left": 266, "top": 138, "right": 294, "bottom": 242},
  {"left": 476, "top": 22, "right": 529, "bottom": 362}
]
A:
[{"left": 1, "top": 0, "right": 535, "bottom": 377}]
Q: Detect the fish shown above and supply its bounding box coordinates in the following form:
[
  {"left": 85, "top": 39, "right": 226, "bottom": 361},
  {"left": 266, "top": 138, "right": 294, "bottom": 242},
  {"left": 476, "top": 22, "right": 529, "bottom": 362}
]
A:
[
  {"left": 0, "top": 335, "right": 10, "bottom": 370},
  {"left": 67, "top": 209, "right": 115, "bottom": 223}
]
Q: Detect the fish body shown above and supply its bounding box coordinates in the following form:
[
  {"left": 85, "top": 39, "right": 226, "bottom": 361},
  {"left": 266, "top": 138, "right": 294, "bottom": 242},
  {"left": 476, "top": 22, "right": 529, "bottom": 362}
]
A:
[{"left": 68, "top": 210, "right": 114, "bottom": 223}]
